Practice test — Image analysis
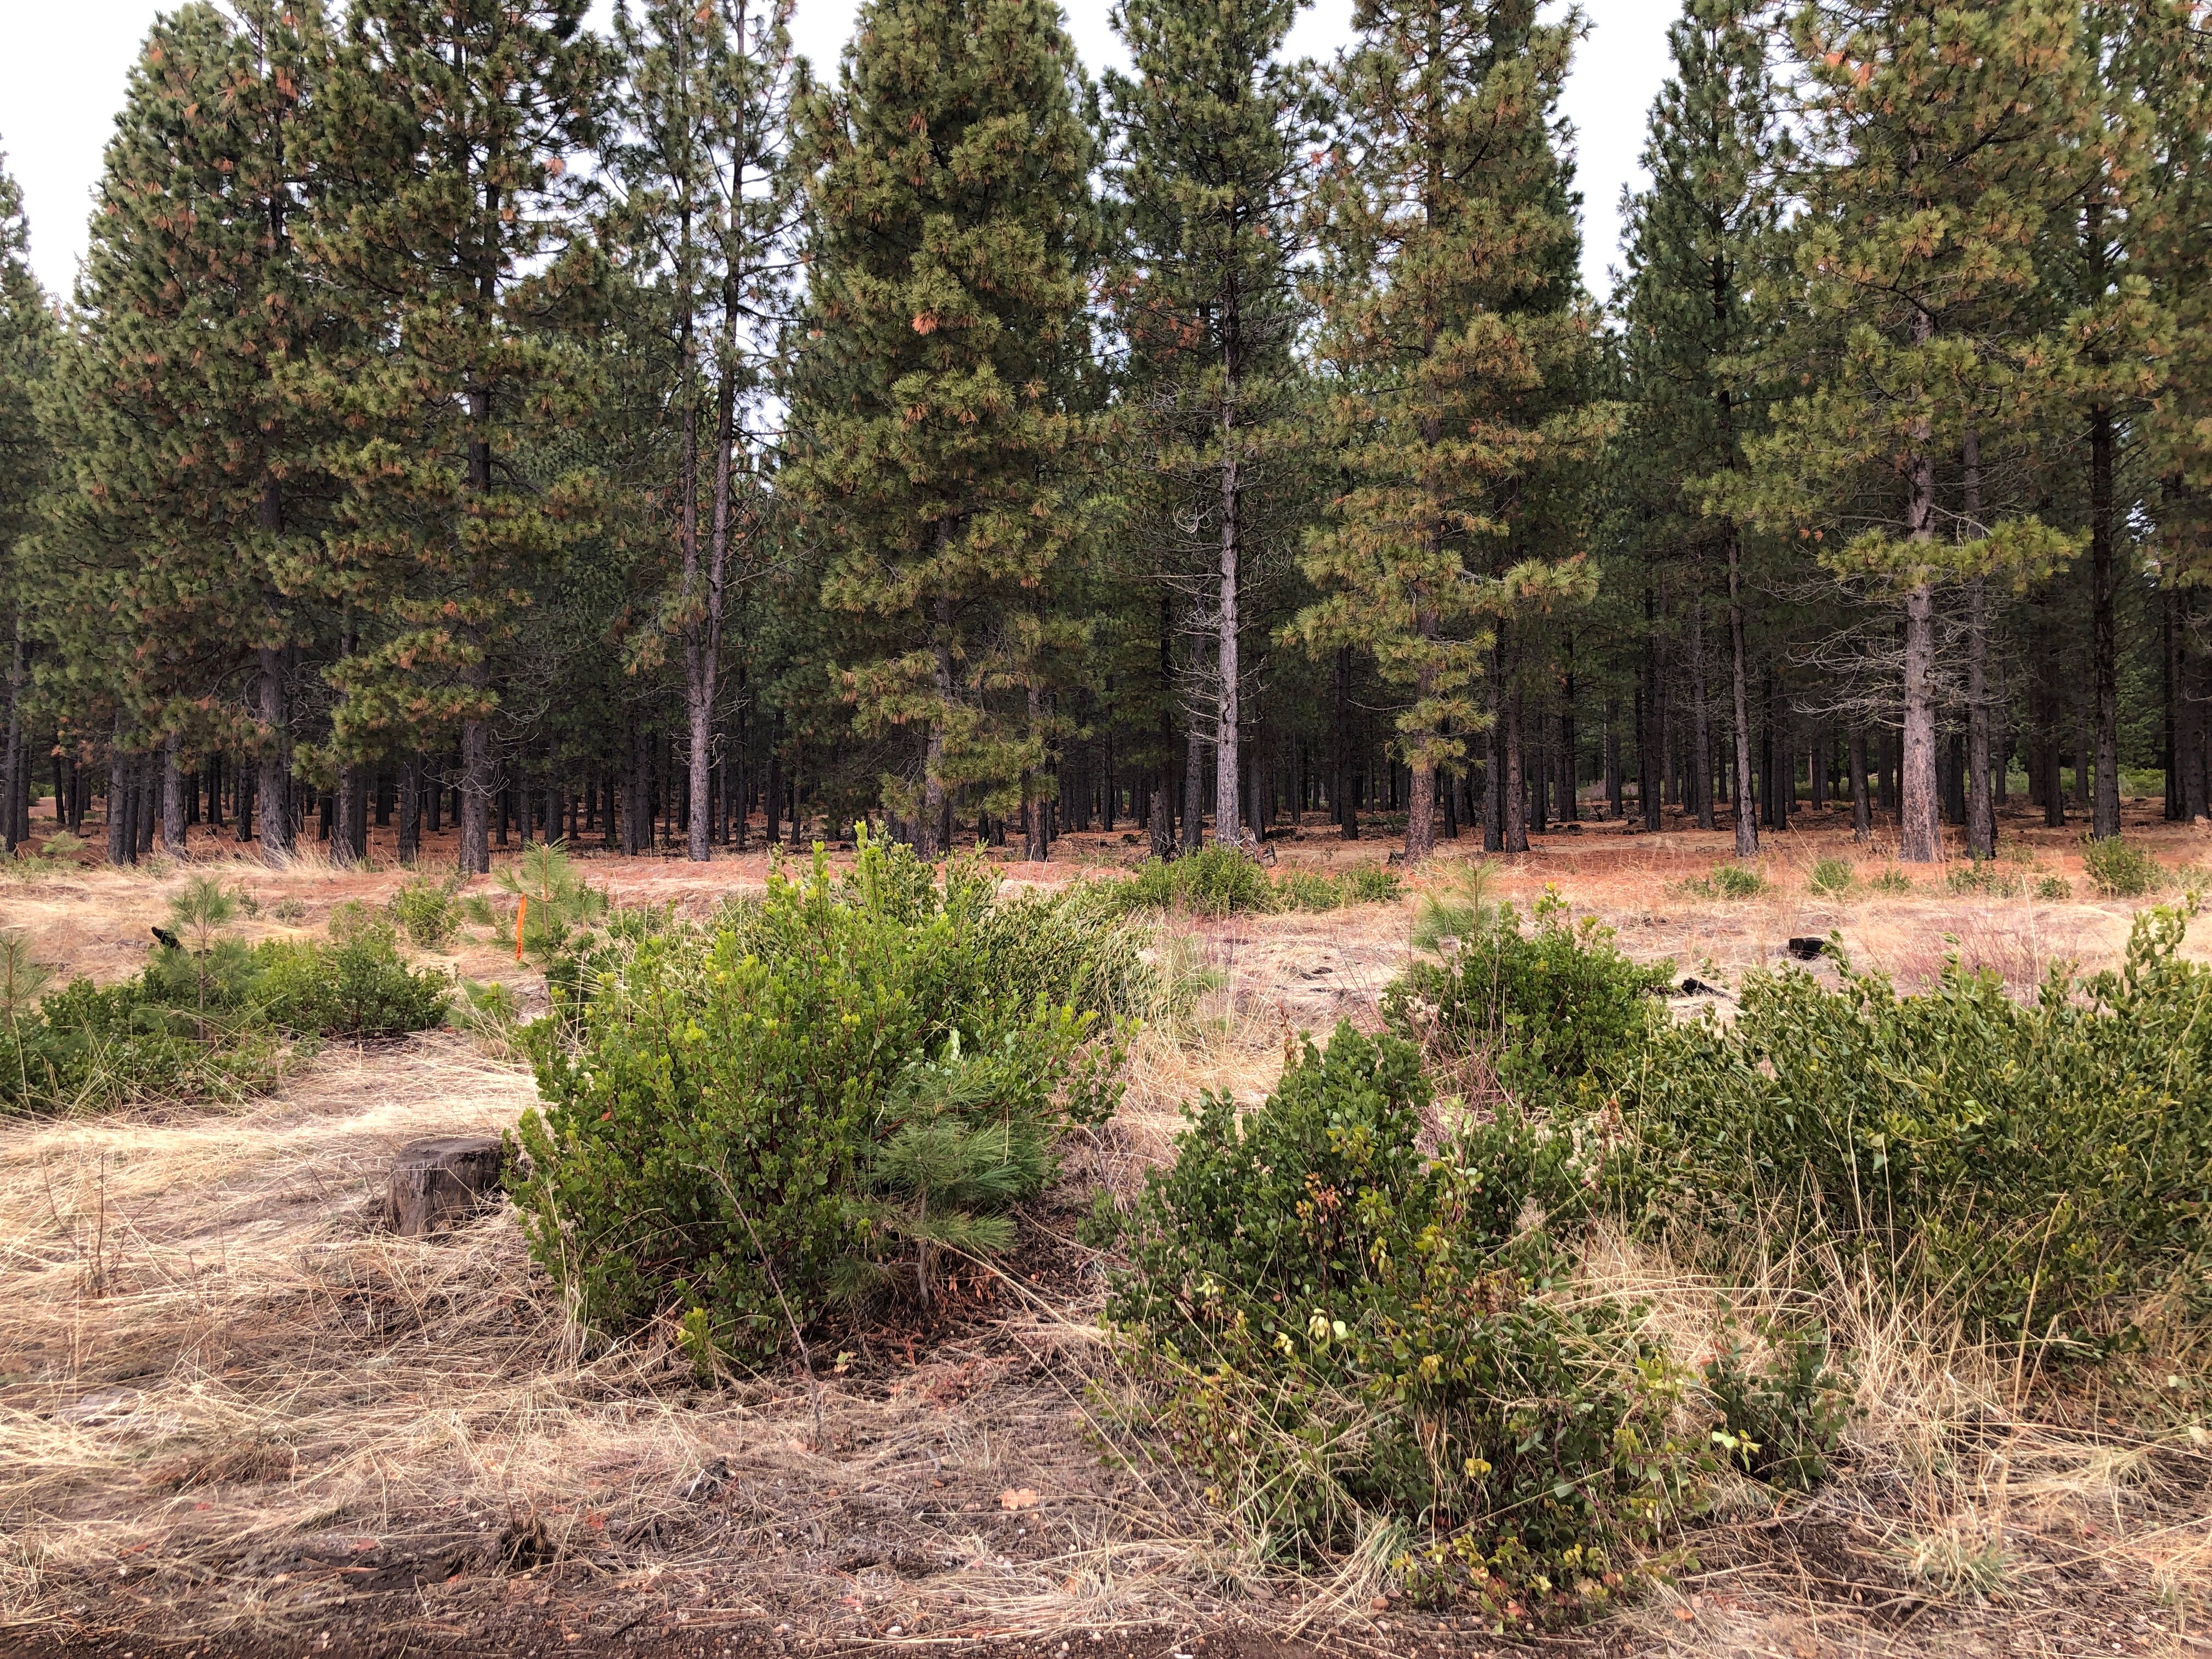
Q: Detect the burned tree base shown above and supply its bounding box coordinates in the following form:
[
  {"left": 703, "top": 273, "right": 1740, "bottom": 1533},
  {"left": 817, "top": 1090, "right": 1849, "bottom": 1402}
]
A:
[{"left": 388, "top": 1136, "right": 505, "bottom": 1238}]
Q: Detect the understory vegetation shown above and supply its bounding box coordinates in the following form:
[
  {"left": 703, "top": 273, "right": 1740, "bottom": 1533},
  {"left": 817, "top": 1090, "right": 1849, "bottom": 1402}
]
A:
[
  {"left": 512, "top": 837, "right": 1150, "bottom": 1367},
  {"left": 1103, "top": 895, "right": 2212, "bottom": 1627},
  {"left": 2, "top": 877, "right": 450, "bottom": 1112},
  {"left": 1102, "top": 845, "right": 1405, "bottom": 916}
]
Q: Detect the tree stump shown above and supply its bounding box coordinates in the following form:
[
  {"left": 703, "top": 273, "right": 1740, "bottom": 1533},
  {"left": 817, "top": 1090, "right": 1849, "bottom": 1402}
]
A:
[{"left": 390, "top": 1136, "right": 505, "bottom": 1238}]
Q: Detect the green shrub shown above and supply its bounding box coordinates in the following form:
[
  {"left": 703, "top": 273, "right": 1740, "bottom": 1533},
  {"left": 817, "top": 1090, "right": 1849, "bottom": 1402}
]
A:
[
  {"left": 2081, "top": 835, "right": 2161, "bottom": 898},
  {"left": 251, "top": 918, "right": 452, "bottom": 1038},
  {"left": 1343, "top": 866, "right": 1404, "bottom": 904},
  {"left": 2, "top": 894, "right": 445, "bottom": 1113},
  {"left": 1685, "top": 862, "right": 1765, "bottom": 900},
  {"left": 1807, "top": 857, "right": 1854, "bottom": 896},
  {"left": 2036, "top": 874, "right": 2073, "bottom": 901},
  {"left": 1107, "top": 1025, "right": 1698, "bottom": 1623},
  {"left": 1384, "top": 895, "right": 1672, "bottom": 1109},
  {"left": 1264, "top": 866, "right": 1404, "bottom": 913},
  {"left": 3, "top": 974, "right": 285, "bottom": 1113},
  {"left": 1629, "top": 905, "right": 2212, "bottom": 1351},
  {"left": 1274, "top": 870, "right": 1344, "bottom": 912},
  {"left": 1108, "top": 846, "right": 1279, "bottom": 916},
  {"left": 512, "top": 836, "right": 1134, "bottom": 1362},
  {"left": 1869, "top": 867, "right": 1914, "bottom": 894},
  {"left": 389, "top": 873, "right": 462, "bottom": 949},
  {"left": 1702, "top": 1314, "right": 1852, "bottom": 1493}
]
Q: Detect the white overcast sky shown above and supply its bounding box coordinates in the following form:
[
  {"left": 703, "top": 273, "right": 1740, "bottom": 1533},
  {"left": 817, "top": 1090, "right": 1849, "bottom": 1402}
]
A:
[{"left": 1, "top": 0, "right": 1677, "bottom": 303}]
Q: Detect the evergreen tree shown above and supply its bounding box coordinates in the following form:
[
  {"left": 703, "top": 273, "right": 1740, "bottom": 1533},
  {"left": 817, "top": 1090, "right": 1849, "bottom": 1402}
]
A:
[
  {"left": 305, "top": 0, "right": 608, "bottom": 872},
  {"left": 605, "top": 0, "right": 799, "bottom": 862},
  {"left": 1733, "top": 0, "right": 2084, "bottom": 862},
  {"left": 790, "top": 0, "right": 1098, "bottom": 859},
  {"left": 38, "top": 1, "right": 338, "bottom": 865},
  {"left": 0, "top": 146, "right": 53, "bottom": 856},
  {"left": 1104, "top": 0, "right": 1314, "bottom": 851},
  {"left": 1620, "top": 0, "right": 1784, "bottom": 859},
  {"left": 1298, "top": 0, "right": 1603, "bottom": 863}
]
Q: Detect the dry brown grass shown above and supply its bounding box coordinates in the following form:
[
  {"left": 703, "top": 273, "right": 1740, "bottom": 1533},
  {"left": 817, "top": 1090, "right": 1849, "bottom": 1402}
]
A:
[{"left": 7, "top": 842, "right": 2212, "bottom": 1655}]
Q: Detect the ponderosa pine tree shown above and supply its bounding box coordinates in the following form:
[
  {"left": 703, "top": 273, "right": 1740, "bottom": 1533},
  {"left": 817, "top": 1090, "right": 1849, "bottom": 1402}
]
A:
[
  {"left": 1105, "top": 0, "right": 1314, "bottom": 851},
  {"left": 1733, "top": 0, "right": 2085, "bottom": 862},
  {"left": 792, "top": 0, "right": 1097, "bottom": 860},
  {"left": 1299, "top": 0, "right": 1604, "bottom": 863},
  {"left": 38, "top": 1, "right": 337, "bottom": 865},
  {"left": 0, "top": 148, "right": 51, "bottom": 856},
  {"left": 305, "top": 0, "right": 607, "bottom": 872},
  {"left": 605, "top": 0, "right": 798, "bottom": 862},
  {"left": 1622, "top": 0, "right": 1784, "bottom": 860}
]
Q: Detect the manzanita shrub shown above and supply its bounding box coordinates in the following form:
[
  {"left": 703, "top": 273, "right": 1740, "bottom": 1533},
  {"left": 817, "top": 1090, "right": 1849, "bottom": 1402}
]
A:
[
  {"left": 1630, "top": 904, "right": 2212, "bottom": 1352},
  {"left": 1105, "top": 1024, "right": 1702, "bottom": 1627},
  {"left": 512, "top": 836, "right": 1138, "bottom": 1365},
  {"left": 1384, "top": 894, "right": 1672, "bottom": 1111}
]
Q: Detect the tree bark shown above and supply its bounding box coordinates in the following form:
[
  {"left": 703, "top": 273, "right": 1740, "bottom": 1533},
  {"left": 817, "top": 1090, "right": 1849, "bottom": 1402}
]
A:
[
  {"left": 1725, "top": 526, "right": 1757, "bottom": 857},
  {"left": 2090, "top": 399, "right": 2121, "bottom": 839},
  {"left": 1181, "top": 724, "right": 1205, "bottom": 853},
  {"left": 0, "top": 613, "right": 21, "bottom": 855},
  {"left": 162, "top": 735, "right": 186, "bottom": 856},
  {"left": 1849, "top": 727, "right": 1871, "bottom": 841},
  {"left": 1333, "top": 646, "right": 1358, "bottom": 840},
  {"left": 1962, "top": 427, "right": 1995, "bottom": 859}
]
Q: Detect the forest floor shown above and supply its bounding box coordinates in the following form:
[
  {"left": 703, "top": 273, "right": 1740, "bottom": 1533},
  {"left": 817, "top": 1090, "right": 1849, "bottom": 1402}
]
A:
[{"left": 5, "top": 800, "right": 2212, "bottom": 1659}]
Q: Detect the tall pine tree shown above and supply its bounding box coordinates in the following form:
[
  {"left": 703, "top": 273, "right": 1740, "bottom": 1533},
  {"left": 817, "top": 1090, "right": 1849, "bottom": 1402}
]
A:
[
  {"left": 1105, "top": 0, "right": 1313, "bottom": 851},
  {"left": 305, "top": 0, "right": 607, "bottom": 872},
  {"left": 791, "top": 0, "right": 1097, "bottom": 859},
  {"left": 1734, "top": 0, "right": 2085, "bottom": 861},
  {"left": 1621, "top": 0, "right": 1784, "bottom": 860},
  {"left": 1299, "top": 0, "right": 1603, "bottom": 863},
  {"left": 40, "top": 1, "right": 338, "bottom": 864}
]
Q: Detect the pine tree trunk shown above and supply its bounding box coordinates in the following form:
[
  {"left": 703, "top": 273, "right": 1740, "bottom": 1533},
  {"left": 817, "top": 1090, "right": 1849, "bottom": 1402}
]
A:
[
  {"left": 1725, "top": 526, "right": 1757, "bottom": 858},
  {"left": 1640, "top": 589, "right": 1663, "bottom": 832},
  {"left": 256, "top": 645, "right": 290, "bottom": 863},
  {"left": 162, "top": 735, "right": 186, "bottom": 856},
  {"left": 2090, "top": 400, "right": 2121, "bottom": 840},
  {"left": 1849, "top": 727, "right": 1871, "bottom": 841},
  {"left": 1214, "top": 459, "right": 1240, "bottom": 849},
  {"left": 398, "top": 760, "right": 421, "bottom": 865},
  {"left": 1404, "top": 617, "right": 1437, "bottom": 864},
  {"left": 1, "top": 613, "right": 22, "bottom": 856},
  {"left": 1503, "top": 675, "right": 1527, "bottom": 855},
  {"left": 1900, "top": 582, "right": 1942, "bottom": 861},
  {"left": 1181, "top": 725, "right": 1205, "bottom": 853},
  {"left": 1334, "top": 646, "right": 1358, "bottom": 841},
  {"left": 1690, "top": 591, "right": 1714, "bottom": 830},
  {"left": 1897, "top": 302, "right": 1943, "bottom": 863}
]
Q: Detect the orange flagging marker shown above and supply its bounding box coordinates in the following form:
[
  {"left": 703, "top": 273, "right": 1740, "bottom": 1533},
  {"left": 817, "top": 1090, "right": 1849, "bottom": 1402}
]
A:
[{"left": 515, "top": 896, "right": 527, "bottom": 962}]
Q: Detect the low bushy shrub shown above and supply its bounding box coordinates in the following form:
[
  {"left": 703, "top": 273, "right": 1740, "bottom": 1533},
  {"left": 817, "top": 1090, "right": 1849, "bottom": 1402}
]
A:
[
  {"left": 4, "top": 974, "right": 286, "bottom": 1111},
  {"left": 1384, "top": 895, "right": 1672, "bottom": 1109},
  {"left": 2082, "top": 835, "right": 2161, "bottom": 898},
  {"left": 2036, "top": 874, "right": 2073, "bottom": 901},
  {"left": 1691, "top": 862, "right": 1765, "bottom": 899},
  {"left": 389, "top": 873, "right": 461, "bottom": 949},
  {"left": 252, "top": 911, "right": 452, "bottom": 1037},
  {"left": 1702, "top": 1313, "right": 1852, "bottom": 1493},
  {"left": 2, "top": 889, "right": 448, "bottom": 1113},
  {"left": 1107, "top": 1025, "right": 1699, "bottom": 1623},
  {"left": 1869, "top": 867, "right": 1914, "bottom": 894},
  {"left": 1807, "top": 857, "right": 1855, "bottom": 896},
  {"left": 512, "top": 836, "right": 1138, "bottom": 1363},
  {"left": 1104, "top": 849, "right": 1404, "bottom": 918},
  {"left": 1273, "top": 870, "right": 1343, "bottom": 912},
  {"left": 1111, "top": 846, "right": 1279, "bottom": 915},
  {"left": 1629, "top": 905, "right": 2212, "bottom": 1351}
]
